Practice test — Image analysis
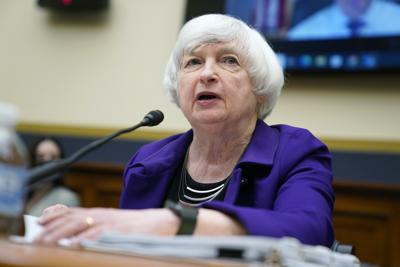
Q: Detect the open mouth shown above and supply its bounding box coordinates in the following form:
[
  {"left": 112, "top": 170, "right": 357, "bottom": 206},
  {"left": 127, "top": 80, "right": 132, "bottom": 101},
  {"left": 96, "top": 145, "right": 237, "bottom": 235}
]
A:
[
  {"left": 198, "top": 95, "right": 217, "bottom": 100},
  {"left": 196, "top": 92, "right": 220, "bottom": 101}
]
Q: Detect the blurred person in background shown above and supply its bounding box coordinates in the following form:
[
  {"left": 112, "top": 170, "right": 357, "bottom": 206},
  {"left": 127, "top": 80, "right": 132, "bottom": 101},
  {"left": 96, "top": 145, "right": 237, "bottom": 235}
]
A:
[{"left": 26, "top": 137, "right": 80, "bottom": 216}]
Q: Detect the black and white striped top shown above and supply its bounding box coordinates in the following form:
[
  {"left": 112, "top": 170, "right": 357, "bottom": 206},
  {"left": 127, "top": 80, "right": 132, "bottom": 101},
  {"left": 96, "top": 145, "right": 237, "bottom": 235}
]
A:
[{"left": 167, "top": 166, "right": 229, "bottom": 207}]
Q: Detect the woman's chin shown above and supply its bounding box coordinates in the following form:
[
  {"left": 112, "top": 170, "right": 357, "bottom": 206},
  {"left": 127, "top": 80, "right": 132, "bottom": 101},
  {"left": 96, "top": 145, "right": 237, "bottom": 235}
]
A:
[{"left": 190, "top": 112, "right": 228, "bottom": 126}]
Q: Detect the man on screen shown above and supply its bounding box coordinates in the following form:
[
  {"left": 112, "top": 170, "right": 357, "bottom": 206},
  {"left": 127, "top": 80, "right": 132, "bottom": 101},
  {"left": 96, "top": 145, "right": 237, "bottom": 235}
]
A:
[{"left": 288, "top": 0, "right": 400, "bottom": 40}]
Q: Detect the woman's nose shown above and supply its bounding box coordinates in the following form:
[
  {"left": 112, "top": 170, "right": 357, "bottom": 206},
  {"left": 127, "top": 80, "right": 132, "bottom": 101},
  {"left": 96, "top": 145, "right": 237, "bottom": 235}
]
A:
[{"left": 200, "top": 60, "right": 218, "bottom": 84}]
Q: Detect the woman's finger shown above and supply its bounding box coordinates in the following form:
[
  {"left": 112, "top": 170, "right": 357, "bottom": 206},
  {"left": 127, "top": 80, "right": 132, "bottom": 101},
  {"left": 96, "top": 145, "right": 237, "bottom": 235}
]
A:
[
  {"left": 38, "top": 216, "right": 90, "bottom": 245},
  {"left": 36, "top": 209, "right": 91, "bottom": 245},
  {"left": 71, "top": 225, "right": 103, "bottom": 246},
  {"left": 42, "top": 204, "right": 68, "bottom": 215},
  {"left": 39, "top": 205, "right": 70, "bottom": 225}
]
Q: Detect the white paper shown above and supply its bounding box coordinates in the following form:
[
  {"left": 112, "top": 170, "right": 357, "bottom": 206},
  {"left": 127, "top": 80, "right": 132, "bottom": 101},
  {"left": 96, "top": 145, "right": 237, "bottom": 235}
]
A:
[{"left": 81, "top": 234, "right": 361, "bottom": 267}]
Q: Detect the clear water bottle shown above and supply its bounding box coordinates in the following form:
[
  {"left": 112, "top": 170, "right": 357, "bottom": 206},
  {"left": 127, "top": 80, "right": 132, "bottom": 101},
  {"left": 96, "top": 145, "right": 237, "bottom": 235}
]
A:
[{"left": 0, "top": 102, "right": 29, "bottom": 235}]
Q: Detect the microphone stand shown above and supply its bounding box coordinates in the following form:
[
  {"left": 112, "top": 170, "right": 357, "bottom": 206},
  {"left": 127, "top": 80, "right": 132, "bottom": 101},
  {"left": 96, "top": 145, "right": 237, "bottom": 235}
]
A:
[{"left": 27, "top": 110, "right": 164, "bottom": 188}]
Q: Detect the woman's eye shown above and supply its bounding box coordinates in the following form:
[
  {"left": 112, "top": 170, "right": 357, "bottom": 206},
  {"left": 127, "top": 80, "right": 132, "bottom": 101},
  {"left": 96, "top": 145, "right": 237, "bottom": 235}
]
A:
[
  {"left": 185, "top": 58, "right": 202, "bottom": 67},
  {"left": 222, "top": 56, "right": 239, "bottom": 65}
]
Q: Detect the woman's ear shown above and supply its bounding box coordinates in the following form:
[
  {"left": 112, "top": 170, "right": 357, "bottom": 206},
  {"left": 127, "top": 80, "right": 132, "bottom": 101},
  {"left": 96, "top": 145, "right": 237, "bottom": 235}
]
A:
[
  {"left": 257, "top": 95, "right": 267, "bottom": 105},
  {"left": 255, "top": 95, "right": 267, "bottom": 117}
]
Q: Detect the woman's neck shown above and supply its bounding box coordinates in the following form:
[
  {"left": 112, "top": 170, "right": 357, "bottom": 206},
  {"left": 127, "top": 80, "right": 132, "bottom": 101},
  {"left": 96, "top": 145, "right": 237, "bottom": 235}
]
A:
[{"left": 187, "top": 116, "right": 257, "bottom": 183}]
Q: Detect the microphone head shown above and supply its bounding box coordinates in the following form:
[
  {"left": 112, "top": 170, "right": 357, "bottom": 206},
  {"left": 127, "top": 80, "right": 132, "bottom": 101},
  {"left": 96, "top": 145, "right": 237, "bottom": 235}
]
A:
[{"left": 141, "top": 110, "right": 164, "bottom": 126}]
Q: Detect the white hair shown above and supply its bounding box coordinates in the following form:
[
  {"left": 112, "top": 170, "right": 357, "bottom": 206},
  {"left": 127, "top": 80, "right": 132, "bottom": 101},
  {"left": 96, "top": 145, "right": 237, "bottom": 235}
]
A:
[{"left": 163, "top": 14, "right": 284, "bottom": 119}]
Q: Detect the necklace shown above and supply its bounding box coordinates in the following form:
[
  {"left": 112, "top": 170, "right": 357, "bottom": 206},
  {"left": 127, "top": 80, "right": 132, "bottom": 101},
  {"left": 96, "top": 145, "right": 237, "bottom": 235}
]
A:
[{"left": 178, "top": 150, "right": 231, "bottom": 207}]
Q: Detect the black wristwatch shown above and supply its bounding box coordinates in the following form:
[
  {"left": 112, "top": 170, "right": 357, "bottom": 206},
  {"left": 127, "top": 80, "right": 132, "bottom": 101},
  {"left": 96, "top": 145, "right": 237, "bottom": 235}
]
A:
[{"left": 165, "top": 200, "right": 198, "bottom": 235}]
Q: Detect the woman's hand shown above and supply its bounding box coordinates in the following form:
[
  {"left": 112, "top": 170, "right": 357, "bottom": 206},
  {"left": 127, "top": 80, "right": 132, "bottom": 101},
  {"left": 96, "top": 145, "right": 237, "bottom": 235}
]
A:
[
  {"left": 33, "top": 204, "right": 246, "bottom": 246},
  {"left": 34, "top": 205, "right": 180, "bottom": 246}
]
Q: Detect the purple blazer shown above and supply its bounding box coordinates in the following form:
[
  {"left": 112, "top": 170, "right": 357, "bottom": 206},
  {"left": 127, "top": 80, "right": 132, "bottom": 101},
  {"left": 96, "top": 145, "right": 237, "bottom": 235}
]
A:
[{"left": 120, "top": 120, "right": 335, "bottom": 247}]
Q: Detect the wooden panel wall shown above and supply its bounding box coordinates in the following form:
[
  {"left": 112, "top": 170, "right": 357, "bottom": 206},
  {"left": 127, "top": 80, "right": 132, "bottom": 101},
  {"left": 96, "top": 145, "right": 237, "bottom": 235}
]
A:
[
  {"left": 65, "top": 163, "right": 400, "bottom": 267},
  {"left": 333, "top": 182, "right": 400, "bottom": 267},
  {"left": 66, "top": 163, "right": 123, "bottom": 208}
]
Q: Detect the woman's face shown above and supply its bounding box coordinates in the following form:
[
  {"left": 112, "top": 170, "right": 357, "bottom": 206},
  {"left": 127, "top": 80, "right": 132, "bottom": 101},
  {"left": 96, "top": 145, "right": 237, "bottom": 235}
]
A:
[
  {"left": 178, "top": 42, "right": 261, "bottom": 128},
  {"left": 35, "top": 140, "right": 61, "bottom": 165}
]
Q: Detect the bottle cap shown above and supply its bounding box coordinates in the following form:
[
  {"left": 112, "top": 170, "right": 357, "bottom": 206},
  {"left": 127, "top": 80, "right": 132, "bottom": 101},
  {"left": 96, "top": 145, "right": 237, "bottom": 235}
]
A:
[{"left": 0, "top": 102, "right": 19, "bottom": 127}]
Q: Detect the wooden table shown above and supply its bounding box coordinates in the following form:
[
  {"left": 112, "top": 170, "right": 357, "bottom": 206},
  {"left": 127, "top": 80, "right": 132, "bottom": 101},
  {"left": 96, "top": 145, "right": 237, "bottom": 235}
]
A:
[{"left": 0, "top": 238, "right": 246, "bottom": 267}]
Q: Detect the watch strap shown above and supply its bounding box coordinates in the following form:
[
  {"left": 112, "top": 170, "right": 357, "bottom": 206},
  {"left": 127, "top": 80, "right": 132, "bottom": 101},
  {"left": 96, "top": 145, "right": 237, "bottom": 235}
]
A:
[{"left": 166, "top": 200, "right": 198, "bottom": 235}]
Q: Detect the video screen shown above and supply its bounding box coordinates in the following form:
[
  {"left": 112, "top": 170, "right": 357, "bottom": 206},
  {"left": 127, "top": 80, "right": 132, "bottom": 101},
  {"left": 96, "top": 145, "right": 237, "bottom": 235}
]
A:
[
  {"left": 226, "top": 0, "right": 400, "bottom": 40},
  {"left": 186, "top": 0, "right": 400, "bottom": 72}
]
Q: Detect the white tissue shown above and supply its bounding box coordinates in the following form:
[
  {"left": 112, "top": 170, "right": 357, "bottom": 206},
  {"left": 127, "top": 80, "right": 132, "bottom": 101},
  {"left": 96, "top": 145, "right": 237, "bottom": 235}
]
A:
[{"left": 23, "top": 214, "right": 44, "bottom": 242}]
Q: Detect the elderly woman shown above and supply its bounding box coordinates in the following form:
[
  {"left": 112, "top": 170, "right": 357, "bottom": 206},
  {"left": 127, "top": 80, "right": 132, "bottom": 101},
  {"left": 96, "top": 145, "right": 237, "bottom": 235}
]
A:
[{"left": 36, "top": 14, "right": 334, "bottom": 247}]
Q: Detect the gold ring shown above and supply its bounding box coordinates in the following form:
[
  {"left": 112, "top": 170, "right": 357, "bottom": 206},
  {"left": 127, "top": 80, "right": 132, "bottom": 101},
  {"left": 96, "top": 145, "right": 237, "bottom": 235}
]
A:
[{"left": 85, "top": 216, "right": 94, "bottom": 227}]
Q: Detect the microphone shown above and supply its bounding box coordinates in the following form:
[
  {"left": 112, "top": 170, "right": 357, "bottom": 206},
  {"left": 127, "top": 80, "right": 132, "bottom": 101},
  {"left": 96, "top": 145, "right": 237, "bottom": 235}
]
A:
[
  {"left": 141, "top": 110, "right": 164, "bottom": 126},
  {"left": 27, "top": 110, "right": 164, "bottom": 187}
]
